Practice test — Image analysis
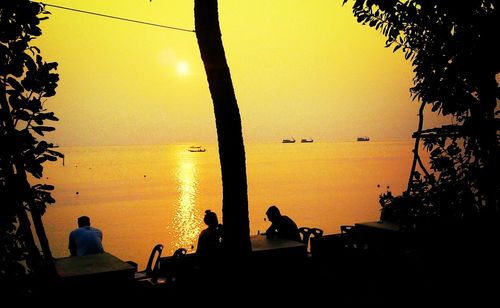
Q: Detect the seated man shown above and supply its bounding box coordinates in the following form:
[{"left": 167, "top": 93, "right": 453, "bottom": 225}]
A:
[
  {"left": 68, "top": 215, "right": 104, "bottom": 256},
  {"left": 265, "top": 205, "right": 301, "bottom": 242}
]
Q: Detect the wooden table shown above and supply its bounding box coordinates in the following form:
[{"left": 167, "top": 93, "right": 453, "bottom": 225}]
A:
[
  {"left": 250, "top": 234, "right": 307, "bottom": 259},
  {"left": 159, "top": 235, "right": 307, "bottom": 269},
  {"left": 352, "top": 221, "right": 406, "bottom": 253},
  {"left": 52, "top": 253, "right": 136, "bottom": 299},
  {"left": 55, "top": 252, "right": 135, "bottom": 282},
  {"left": 354, "top": 221, "right": 401, "bottom": 233}
]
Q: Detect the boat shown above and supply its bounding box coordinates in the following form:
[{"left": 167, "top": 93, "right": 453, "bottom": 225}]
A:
[
  {"left": 188, "top": 146, "right": 206, "bottom": 152},
  {"left": 282, "top": 138, "right": 296, "bottom": 143},
  {"left": 357, "top": 136, "right": 370, "bottom": 141},
  {"left": 301, "top": 138, "right": 314, "bottom": 143}
]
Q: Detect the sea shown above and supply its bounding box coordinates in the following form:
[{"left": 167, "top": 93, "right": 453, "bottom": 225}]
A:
[{"left": 40, "top": 140, "right": 418, "bottom": 268}]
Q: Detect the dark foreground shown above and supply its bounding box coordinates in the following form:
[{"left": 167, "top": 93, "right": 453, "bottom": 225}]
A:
[{"left": 21, "top": 225, "right": 500, "bottom": 306}]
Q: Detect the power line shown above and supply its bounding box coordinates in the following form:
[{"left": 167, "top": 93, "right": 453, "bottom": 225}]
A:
[{"left": 35, "top": 2, "right": 195, "bottom": 33}]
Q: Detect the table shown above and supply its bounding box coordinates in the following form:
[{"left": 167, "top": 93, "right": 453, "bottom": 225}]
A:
[
  {"left": 159, "top": 235, "right": 307, "bottom": 269},
  {"left": 250, "top": 234, "right": 307, "bottom": 258},
  {"left": 352, "top": 221, "right": 405, "bottom": 252},
  {"left": 55, "top": 252, "right": 136, "bottom": 282},
  {"left": 354, "top": 221, "right": 401, "bottom": 233},
  {"left": 52, "top": 253, "right": 136, "bottom": 299}
]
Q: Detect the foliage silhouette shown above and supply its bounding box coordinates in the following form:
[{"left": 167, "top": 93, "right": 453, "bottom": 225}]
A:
[
  {"left": 344, "top": 0, "right": 499, "bottom": 229},
  {"left": 0, "top": 0, "right": 62, "bottom": 295}
]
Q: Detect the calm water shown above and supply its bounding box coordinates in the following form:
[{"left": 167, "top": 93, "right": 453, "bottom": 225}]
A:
[{"left": 42, "top": 141, "right": 416, "bottom": 268}]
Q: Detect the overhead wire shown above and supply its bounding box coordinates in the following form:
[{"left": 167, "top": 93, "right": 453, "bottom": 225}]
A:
[{"left": 34, "top": 1, "right": 195, "bottom": 33}]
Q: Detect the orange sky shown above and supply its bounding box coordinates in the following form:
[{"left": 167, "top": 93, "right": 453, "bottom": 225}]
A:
[{"left": 36, "top": 0, "right": 449, "bottom": 146}]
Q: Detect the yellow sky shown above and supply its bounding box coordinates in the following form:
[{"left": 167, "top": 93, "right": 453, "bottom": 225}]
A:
[{"left": 36, "top": 0, "right": 448, "bottom": 146}]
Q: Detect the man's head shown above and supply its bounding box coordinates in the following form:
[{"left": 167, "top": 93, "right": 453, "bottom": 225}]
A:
[
  {"left": 266, "top": 205, "right": 281, "bottom": 223},
  {"left": 78, "top": 216, "right": 91, "bottom": 228}
]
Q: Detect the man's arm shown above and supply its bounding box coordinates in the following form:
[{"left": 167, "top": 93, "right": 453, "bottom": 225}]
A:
[
  {"left": 68, "top": 232, "right": 77, "bottom": 256},
  {"left": 266, "top": 224, "right": 277, "bottom": 238}
]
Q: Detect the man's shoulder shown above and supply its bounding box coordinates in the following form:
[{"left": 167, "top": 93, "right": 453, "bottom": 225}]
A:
[
  {"left": 89, "top": 227, "right": 103, "bottom": 236},
  {"left": 282, "top": 216, "right": 299, "bottom": 228},
  {"left": 85, "top": 226, "right": 101, "bottom": 232},
  {"left": 69, "top": 228, "right": 81, "bottom": 235}
]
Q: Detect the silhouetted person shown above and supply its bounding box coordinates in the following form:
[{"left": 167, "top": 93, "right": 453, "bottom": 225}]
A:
[
  {"left": 68, "top": 215, "right": 104, "bottom": 256},
  {"left": 196, "top": 210, "right": 224, "bottom": 262},
  {"left": 193, "top": 210, "right": 224, "bottom": 297},
  {"left": 265, "top": 205, "right": 301, "bottom": 242}
]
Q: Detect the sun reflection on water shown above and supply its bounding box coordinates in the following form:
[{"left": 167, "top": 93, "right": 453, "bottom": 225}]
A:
[{"left": 173, "top": 154, "right": 202, "bottom": 252}]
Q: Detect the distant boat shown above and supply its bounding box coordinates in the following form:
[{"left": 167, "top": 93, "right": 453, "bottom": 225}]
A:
[
  {"left": 282, "top": 138, "right": 296, "bottom": 143},
  {"left": 188, "top": 146, "right": 206, "bottom": 152},
  {"left": 357, "top": 136, "right": 370, "bottom": 141},
  {"left": 301, "top": 138, "right": 314, "bottom": 143}
]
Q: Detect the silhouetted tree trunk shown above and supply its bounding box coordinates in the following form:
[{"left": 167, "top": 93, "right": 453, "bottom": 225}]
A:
[
  {"left": 475, "top": 73, "right": 499, "bottom": 216},
  {"left": 194, "top": 0, "right": 251, "bottom": 258}
]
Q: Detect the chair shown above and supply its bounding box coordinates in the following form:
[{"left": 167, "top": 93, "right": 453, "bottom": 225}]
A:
[
  {"left": 340, "top": 225, "right": 354, "bottom": 234},
  {"left": 173, "top": 247, "right": 187, "bottom": 259},
  {"left": 134, "top": 243, "right": 163, "bottom": 282},
  {"left": 307, "top": 228, "right": 323, "bottom": 256},
  {"left": 162, "top": 247, "right": 188, "bottom": 284},
  {"left": 310, "top": 228, "right": 324, "bottom": 239},
  {"left": 298, "top": 227, "right": 312, "bottom": 246},
  {"left": 339, "top": 224, "right": 365, "bottom": 251}
]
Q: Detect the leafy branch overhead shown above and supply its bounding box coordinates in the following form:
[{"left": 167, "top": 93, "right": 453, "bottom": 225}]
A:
[{"left": 344, "top": 0, "right": 498, "bottom": 117}]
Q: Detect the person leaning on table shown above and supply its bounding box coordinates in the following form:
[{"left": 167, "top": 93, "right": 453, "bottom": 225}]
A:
[
  {"left": 68, "top": 215, "right": 105, "bottom": 256},
  {"left": 265, "top": 205, "right": 301, "bottom": 242}
]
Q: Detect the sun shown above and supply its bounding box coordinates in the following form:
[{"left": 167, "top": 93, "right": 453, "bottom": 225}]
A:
[{"left": 176, "top": 61, "right": 190, "bottom": 76}]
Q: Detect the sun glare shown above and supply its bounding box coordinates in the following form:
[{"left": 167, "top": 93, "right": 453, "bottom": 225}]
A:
[{"left": 176, "top": 61, "right": 190, "bottom": 76}]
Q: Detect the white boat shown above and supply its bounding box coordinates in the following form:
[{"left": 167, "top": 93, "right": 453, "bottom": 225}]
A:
[{"left": 188, "top": 146, "right": 206, "bottom": 152}]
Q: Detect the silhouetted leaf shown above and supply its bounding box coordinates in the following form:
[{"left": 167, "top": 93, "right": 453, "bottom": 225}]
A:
[
  {"left": 38, "top": 184, "right": 54, "bottom": 191},
  {"left": 7, "top": 77, "right": 23, "bottom": 92},
  {"left": 430, "top": 148, "right": 442, "bottom": 157},
  {"left": 31, "top": 126, "right": 55, "bottom": 136},
  {"left": 14, "top": 110, "right": 31, "bottom": 121},
  {"left": 431, "top": 102, "right": 441, "bottom": 112},
  {"left": 30, "top": 46, "right": 41, "bottom": 54},
  {"left": 35, "top": 156, "right": 48, "bottom": 164},
  {"left": 36, "top": 140, "right": 48, "bottom": 152},
  {"left": 26, "top": 163, "right": 43, "bottom": 178},
  {"left": 47, "top": 149, "right": 64, "bottom": 158},
  {"left": 25, "top": 98, "right": 42, "bottom": 112},
  {"left": 43, "top": 154, "right": 57, "bottom": 162}
]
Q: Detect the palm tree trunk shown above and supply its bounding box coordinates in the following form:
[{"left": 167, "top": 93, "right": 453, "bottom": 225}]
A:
[{"left": 194, "top": 0, "right": 251, "bottom": 258}]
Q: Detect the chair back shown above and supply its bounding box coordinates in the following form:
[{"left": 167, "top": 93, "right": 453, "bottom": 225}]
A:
[
  {"left": 308, "top": 228, "right": 324, "bottom": 257},
  {"left": 145, "top": 244, "right": 163, "bottom": 275},
  {"left": 340, "top": 225, "right": 353, "bottom": 234},
  {"left": 173, "top": 247, "right": 187, "bottom": 259},
  {"left": 298, "top": 227, "right": 312, "bottom": 246},
  {"left": 311, "top": 228, "right": 324, "bottom": 238}
]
